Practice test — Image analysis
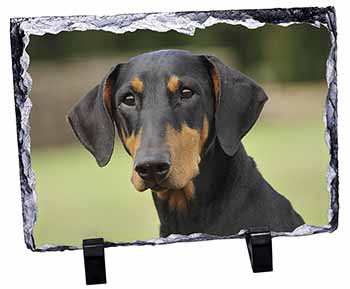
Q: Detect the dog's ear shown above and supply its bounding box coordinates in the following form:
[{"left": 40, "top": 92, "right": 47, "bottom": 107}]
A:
[
  {"left": 201, "top": 55, "right": 268, "bottom": 156},
  {"left": 68, "top": 65, "right": 122, "bottom": 167}
]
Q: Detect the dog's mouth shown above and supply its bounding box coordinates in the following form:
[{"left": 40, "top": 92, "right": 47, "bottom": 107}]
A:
[
  {"left": 147, "top": 182, "right": 163, "bottom": 190},
  {"left": 143, "top": 180, "right": 170, "bottom": 193},
  {"left": 142, "top": 174, "right": 197, "bottom": 193},
  {"left": 131, "top": 159, "right": 201, "bottom": 193},
  {"left": 150, "top": 184, "right": 168, "bottom": 192},
  {"left": 130, "top": 163, "right": 197, "bottom": 211}
]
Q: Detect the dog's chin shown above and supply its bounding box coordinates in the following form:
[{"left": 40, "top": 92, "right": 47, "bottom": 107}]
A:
[
  {"left": 150, "top": 185, "right": 169, "bottom": 193},
  {"left": 148, "top": 177, "right": 196, "bottom": 193},
  {"left": 131, "top": 179, "right": 168, "bottom": 192},
  {"left": 131, "top": 177, "right": 148, "bottom": 192},
  {"left": 131, "top": 170, "right": 199, "bottom": 193},
  {"left": 132, "top": 181, "right": 187, "bottom": 193}
]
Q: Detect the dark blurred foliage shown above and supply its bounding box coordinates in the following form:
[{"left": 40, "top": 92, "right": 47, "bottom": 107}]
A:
[{"left": 28, "top": 23, "right": 330, "bottom": 82}]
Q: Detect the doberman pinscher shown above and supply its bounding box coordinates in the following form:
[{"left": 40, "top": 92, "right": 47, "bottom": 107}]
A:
[{"left": 68, "top": 49, "right": 304, "bottom": 237}]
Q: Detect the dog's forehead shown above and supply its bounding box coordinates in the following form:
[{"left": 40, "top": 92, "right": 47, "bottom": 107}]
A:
[{"left": 120, "top": 50, "right": 208, "bottom": 81}]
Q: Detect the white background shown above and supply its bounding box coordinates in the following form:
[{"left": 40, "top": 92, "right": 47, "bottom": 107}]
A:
[{"left": 1, "top": 0, "right": 349, "bottom": 288}]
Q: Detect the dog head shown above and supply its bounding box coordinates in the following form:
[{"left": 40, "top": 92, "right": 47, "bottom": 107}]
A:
[{"left": 68, "top": 49, "right": 267, "bottom": 197}]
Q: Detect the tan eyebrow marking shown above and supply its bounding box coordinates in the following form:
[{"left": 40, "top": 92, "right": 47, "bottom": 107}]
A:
[
  {"left": 131, "top": 76, "right": 144, "bottom": 93},
  {"left": 167, "top": 75, "right": 180, "bottom": 93}
]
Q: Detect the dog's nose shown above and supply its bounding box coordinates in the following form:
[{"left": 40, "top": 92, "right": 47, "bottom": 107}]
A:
[{"left": 135, "top": 160, "right": 170, "bottom": 183}]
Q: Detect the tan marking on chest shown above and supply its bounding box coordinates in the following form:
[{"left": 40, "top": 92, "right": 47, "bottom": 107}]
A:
[
  {"left": 155, "top": 190, "right": 169, "bottom": 200},
  {"left": 156, "top": 181, "right": 195, "bottom": 212}
]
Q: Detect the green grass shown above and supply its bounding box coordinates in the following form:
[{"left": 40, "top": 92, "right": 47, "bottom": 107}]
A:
[{"left": 32, "top": 119, "right": 329, "bottom": 248}]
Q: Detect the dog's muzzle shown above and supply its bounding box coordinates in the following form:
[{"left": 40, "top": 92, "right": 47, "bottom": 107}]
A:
[{"left": 134, "top": 153, "right": 171, "bottom": 187}]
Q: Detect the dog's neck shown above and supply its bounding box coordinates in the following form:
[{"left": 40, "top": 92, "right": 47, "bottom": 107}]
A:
[
  {"left": 152, "top": 138, "right": 261, "bottom": 236},
  {"left": 195, "top": 140, "right": 259, "bottom": 206}
]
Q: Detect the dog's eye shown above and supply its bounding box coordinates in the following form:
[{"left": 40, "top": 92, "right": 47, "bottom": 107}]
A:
[
  {"left": 181, "top": 88, "right": 194, "bottom": 99},
  {"left": 121, "top": 94, "right": 136, "bottom": 106}
]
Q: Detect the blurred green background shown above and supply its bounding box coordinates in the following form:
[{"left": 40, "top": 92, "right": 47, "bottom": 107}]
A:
[{"left": 27, "top": 23, "right": 330, "bottom": 248}]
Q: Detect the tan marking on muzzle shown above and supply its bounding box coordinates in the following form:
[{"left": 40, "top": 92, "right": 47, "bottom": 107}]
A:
[
  {"left": 131, "top": 76, "right": 144, "bottom": 93},
  {"left": 131, "top": 169, "right": 146, "bottom": 192},
  {"left": 121, "top": 128, "right": 146, "bottom": 192},
  {"left": 164, "top": 116, "right": 209, "bottom": 190},
  {"left": 120, "top": 128, "right": 142, "bottom": 158},
  {"left": 164, "top": 122, "right": 201, "bottom": 190},
  {"left": 167, "top": 75, "right": 180, "bottom": 93},
  {"left": 153, "top": 117, "right": 209, "bottom": 212}
]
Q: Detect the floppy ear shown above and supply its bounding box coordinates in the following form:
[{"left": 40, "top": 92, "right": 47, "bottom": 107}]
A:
[
  {"left": 201, "top": 55, "right": 268, "bottom": 156},
  {"left": 68, "top": 65, "right": 121, "bottom": 167}
]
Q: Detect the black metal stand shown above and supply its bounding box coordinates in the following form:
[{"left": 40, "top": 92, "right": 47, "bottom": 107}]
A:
[
  {"left": 81, "top": 228, "right": 272, "bottom": 284},
  {"left": 83, "top": 238, "right": 107, "bottom": 285},
  {"left": 245, "top": 227, "right": 273, "bottom": 273}
]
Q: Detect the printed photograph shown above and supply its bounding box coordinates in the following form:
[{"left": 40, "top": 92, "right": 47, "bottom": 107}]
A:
[{"left": 27, "top": 22, "right": 330, "bottom": 247}]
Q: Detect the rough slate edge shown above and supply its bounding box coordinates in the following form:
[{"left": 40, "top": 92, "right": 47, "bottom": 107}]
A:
[{"left": 9, "top": 6, "right": 338, "bottom": 252}]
